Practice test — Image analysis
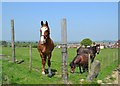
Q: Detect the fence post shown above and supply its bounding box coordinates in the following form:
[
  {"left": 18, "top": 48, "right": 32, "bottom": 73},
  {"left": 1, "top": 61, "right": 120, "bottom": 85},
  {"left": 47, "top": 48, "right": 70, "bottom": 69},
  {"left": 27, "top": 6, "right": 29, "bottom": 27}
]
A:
[
  {"left": 61, "top": 18, "right": 68, "bottom": 84},
  {"left": 113, "top": 52, "right": 115, "bottom": 62},
  {"left": 115, "top": 52, "right": 118, "bottom": 61},
  {"left": 88, "top": 54, "right": 91, "bottom": 74},
  {"left": 11, "top": 19, "right": 15, "bottom": 63},
  {"left": 29, "top": 44, "right": 32, "bottom": 71},
  {"left": 107, "top": 54, "right": 110, "bottom": 66}
]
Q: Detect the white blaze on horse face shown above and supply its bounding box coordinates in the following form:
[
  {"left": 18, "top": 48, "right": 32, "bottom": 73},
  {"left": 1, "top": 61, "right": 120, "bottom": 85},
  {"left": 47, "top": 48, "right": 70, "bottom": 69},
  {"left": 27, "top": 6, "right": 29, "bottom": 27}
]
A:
[
  {"left": 40, "top": 26, "right": 48, "bottom": 43},
  {"left": 41, "top": 26, "right": 48, "bottom": 35},
  {"left": 40, "top": 36, "right": 45, "bottom": 44},
  {"left": 97, "top": 46, "right": 100, "bottom": 53}
]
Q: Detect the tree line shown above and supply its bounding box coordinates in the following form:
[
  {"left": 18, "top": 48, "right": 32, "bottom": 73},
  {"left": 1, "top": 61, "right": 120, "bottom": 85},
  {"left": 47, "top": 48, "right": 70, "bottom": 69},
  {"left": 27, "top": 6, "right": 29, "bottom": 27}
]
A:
[
  {"left": 0, "top": 41, "right": 58, "bottom": 48},
  {"left": 1, "top": 38, "right": 93, "bottom": 48},
  {"left": 0, "top": 41, "right": 38, "bottom": 48}
]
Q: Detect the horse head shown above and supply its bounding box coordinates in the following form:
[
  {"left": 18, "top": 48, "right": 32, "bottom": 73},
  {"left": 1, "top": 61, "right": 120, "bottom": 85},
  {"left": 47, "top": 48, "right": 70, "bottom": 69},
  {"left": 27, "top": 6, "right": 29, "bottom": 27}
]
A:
[
  {"left": 40, "top": 21, "right": 50, "bottom": 44},
  {"left": 69, "top": 55, "right": 78, "bottom": 73},
  {"left": 69, "top": 61, "right": 76, "bottom": 73},
  {"left": 96, "top": 44, "right": 100, "bottom": 54},
  {"left": 69, "top": 55, "right": 81, "bottom": 73}
]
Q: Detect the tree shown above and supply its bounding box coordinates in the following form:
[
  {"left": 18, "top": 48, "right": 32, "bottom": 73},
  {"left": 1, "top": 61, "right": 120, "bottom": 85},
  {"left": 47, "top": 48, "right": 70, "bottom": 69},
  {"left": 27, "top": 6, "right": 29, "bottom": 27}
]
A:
[
  {"left": 80, "top": 38, "right": 92, "bottom": 47},
  {"left": 1, "top": 41, "right": 8, "bottom": 47}
]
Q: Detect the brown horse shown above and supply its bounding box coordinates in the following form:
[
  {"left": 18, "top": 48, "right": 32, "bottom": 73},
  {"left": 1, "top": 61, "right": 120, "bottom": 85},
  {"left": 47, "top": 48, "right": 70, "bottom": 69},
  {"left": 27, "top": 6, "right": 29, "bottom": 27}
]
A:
[
  {"left": 37, "top": 21, "right": 54, "bottom": 77},
  {"left": 70, "top": 54, "right": 88, "bottom": 73}
]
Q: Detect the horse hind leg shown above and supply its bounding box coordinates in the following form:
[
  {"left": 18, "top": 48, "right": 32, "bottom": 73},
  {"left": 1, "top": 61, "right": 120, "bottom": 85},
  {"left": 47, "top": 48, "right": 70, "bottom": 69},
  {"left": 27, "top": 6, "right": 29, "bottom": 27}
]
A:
[{"left": 48, "top": 54, "right": 52, "bottom": 77}]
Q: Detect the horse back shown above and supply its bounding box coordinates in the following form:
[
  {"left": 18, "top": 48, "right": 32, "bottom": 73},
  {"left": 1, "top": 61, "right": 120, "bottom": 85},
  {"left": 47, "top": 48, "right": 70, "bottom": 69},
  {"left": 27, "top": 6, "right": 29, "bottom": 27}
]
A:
[
  {"left": 77, "top": 47, "right": 90, "bottom": 55},
  {"left": 74, "top": 54, "right": 88, "bottom": 65}
]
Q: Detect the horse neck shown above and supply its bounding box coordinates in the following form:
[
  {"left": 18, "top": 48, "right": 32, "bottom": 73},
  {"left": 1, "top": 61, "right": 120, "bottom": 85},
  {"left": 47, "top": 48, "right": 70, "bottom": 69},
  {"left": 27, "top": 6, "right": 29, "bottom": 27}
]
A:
[{"left": 71, "top": 55, "right": 78, "bottom": 65}]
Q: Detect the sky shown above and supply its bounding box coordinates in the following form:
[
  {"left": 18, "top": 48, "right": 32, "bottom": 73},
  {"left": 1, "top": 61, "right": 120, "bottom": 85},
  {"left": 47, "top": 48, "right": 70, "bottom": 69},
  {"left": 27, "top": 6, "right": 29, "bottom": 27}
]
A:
[
  {"left": 118, "top": 2, "right": 120, "bottom": 40},
  {"left": 2, "top": 2, "right": 118, "bottom": 42},
  {"left": 0, "top": 2, "right": 2, "bottom": 41},
  {"left": 1, "top": 0, "right": 119, "bottom": 2}
]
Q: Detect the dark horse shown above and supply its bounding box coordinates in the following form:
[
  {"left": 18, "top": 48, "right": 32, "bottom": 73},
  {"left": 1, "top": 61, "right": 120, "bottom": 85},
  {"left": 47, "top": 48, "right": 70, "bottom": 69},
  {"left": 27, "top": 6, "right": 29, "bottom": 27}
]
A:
[
  {"left": 37, "top": 21, "right": 54, "bottom": 77},
  {"left": 77, "top": 44, "right": 100, "bottom": 63}
]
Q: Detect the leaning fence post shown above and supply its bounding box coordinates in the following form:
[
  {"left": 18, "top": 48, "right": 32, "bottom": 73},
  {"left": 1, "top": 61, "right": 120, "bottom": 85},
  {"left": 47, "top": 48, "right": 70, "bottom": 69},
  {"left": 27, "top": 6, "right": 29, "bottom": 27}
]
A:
[
  {"left": 61, "top": 18, "right": 68, "bottom": 84},
  {"left": 11, "top": 19, "right": 15, "bottom": 63},
  {"left": 29, "top": 44, "right": 32, "bottom": 71}
]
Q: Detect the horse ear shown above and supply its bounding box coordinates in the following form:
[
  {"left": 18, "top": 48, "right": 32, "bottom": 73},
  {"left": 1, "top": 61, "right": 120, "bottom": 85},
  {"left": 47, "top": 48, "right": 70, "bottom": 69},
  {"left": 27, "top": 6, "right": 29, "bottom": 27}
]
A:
[
  {"left": 46, "top": 21, "right": 48, "bottom": 26},
  {"left": 41, "top": 21, "right": 43, "bottom": 26}
]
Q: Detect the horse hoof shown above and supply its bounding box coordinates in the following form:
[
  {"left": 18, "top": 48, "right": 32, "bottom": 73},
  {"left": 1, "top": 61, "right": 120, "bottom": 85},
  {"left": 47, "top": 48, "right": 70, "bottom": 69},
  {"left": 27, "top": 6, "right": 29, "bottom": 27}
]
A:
[{"left": 42, "top": 71, "right": 45, "bottom": 75}]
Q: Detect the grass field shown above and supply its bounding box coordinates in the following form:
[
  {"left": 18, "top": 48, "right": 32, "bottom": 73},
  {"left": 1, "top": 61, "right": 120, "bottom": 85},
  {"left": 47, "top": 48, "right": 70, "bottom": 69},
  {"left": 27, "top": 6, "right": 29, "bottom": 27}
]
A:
[{"left": 1, "top": 47, "right": 118, "bottom": 84}]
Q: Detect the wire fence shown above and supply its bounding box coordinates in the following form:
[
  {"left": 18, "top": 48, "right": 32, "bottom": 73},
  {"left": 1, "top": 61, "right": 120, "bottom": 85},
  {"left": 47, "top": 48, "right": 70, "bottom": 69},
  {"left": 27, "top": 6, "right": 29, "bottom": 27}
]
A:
[{"left": 100, "top": 51, "right": 118, "bottom": 69}]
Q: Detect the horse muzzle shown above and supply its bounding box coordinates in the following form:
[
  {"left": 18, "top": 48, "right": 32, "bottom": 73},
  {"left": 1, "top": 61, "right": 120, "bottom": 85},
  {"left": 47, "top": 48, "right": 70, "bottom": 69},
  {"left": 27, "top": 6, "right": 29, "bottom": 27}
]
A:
[
  {"left": 70, "top": 71, "right": 74, "bottom": 73},
  {"left": 97, "top": 51, "right": 100, "bottom": 54},
  {"left": 40, "top": 36, "right": 46, "bottom": 44},
  {"left": 70, "top": 68, "right": 75, "bottom": 73}
]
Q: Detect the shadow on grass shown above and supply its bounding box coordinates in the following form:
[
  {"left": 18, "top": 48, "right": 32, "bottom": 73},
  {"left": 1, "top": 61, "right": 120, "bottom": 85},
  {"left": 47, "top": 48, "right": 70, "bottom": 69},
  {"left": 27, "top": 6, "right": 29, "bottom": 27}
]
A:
[{"left": 44, "top": 68, "right": 57, "bottom": 78}]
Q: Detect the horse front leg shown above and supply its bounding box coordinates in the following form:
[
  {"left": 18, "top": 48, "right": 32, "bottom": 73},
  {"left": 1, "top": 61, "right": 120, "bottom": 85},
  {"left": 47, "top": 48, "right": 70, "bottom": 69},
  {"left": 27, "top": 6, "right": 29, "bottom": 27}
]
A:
[
  {"left": 41, "top": 57, "right": 46, "bottom": 74},
  {"left": 40, "top": 53, "right": 46, "bottom": 75},
  {"left": 48, "top": 53, "right": 52, "bottom": 77},
  {"left": 79, "top": 64, "right": 82, "bottom": 74}
]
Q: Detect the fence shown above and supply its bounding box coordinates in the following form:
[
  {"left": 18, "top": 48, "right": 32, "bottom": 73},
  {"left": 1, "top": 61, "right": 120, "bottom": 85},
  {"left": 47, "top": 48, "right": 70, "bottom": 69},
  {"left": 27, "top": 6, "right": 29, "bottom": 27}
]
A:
[
  {"left": 10, "top": 19, "right": 69, "bottom": 83},
  {"left": 9, "top": 19, "right": 118, "bottom": 84},
  {"left": 97, "top": 51, "right": 118, "bottom": 69}
]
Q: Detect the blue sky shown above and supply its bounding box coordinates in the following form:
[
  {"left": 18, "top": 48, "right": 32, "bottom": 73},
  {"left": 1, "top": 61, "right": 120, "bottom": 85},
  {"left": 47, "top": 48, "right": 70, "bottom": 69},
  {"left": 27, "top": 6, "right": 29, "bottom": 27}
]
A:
[{"left": 2, "top": 2, "right": 118, "bottom": 42}]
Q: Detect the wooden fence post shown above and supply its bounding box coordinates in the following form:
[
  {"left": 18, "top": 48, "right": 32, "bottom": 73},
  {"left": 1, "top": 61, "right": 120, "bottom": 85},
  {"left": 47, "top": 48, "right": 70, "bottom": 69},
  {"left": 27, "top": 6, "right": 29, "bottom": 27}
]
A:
[
  {"left": 88, "top": 54, "right": 91, "bottom": 74},
  {"left": 11, "top": 19, "right": 15, "bottom": 63},
  {"left": 115, "top": 52, "right": 117, "bottom": 62},
  {"left": 108, "top": 54, "right": 110, "bottom": 66},
  {"left": 113, "top": 52, "right": 115, "bottom": 62},
  {"left": 29, "top": 44, "right": 32, "bottom": 71},
  {"left": 61, "top": 18, "right": 68, "bottom": 84}
]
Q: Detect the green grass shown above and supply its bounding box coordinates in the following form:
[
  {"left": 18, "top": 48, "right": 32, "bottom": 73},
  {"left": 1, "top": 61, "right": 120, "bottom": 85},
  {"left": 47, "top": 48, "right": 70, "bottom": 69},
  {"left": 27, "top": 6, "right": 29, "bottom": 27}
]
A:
[{"left": 1, "top": 47, "right": 118, "bottom": 84}]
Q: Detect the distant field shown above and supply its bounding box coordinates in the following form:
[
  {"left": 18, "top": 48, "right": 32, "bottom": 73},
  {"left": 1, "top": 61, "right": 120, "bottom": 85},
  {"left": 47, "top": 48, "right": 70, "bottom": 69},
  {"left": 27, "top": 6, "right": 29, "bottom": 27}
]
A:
[{"left": 1, "top": 47, "right": 118, "bottom": 84}]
